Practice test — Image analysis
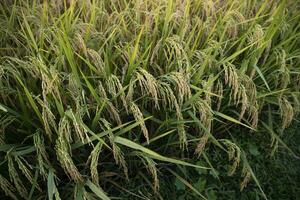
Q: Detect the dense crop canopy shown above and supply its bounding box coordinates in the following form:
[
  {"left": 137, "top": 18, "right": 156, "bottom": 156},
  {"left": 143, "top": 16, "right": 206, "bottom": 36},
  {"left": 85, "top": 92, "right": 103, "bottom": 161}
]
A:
[{"left": 0, "top": 0, "right": 299, "bottom": 199}]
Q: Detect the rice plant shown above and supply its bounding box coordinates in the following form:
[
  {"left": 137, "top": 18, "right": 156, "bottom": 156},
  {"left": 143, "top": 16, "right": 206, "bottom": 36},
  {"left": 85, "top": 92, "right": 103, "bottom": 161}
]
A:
[{"left": 0, "top": 0, "right": 299, "bottom": 199}]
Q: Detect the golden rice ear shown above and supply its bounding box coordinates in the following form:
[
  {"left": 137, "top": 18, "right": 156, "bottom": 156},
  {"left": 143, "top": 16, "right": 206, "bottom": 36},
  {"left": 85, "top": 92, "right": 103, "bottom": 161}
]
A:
[
  {"left": 195, "top": 133, "right": 209, "bottom": 156},
  {"left": 141, "top": 156, "right": 159, "bottom": 192},
  {"left": 224, "top": 63, "right": 239, "bottom": 103},
  {"left": 157, "top": 82, "right": 172, "bottom": 110},
  {"left": 106, "top": 101, "right": 122, "bottom": 125},
  {"left": 98, "top": 80, "right": 122, "bottom": 124},
  {"left": 105, "top": 75, "right": 128, "bottom": 112},
  {"left": 150, "top": 39, "right": 163, "bottom": 66},
  {"left": 67, "top": 109, "right": 90, "bottom": 143},
  {"left": 0, "top": 174, "right": 17, "bottom": 200},
  {"left": 33, "top": 132, "right": 49, "bottom": 178},
  {"left": 279, "top": 97, "right": 294, "bottom": 129},
  {"left": 247, "top": 24, "right": 264, "bottom": 46},
  {"left": 151, "top": 36, "right": 189, "bottom": 73},
  {"left": 109, "top": 140, "right": 128, "bottom": 179},
  {"left": 174, "top": 105, "right": 186, "bottom": 149},
  {"left": 55, "top": 135, "right": 84, "bottom": 183},
  {"left": 87, "top": 48, "right": 105, "bottom": 74},
  {"left": 158, "top": 81, "right": 187, "bottom": 148},
  {"left": 7, "top": 155, "right": 28, "bottom": 199},
  {"left": 98, "top": 81, "right": 108, "bottom": 99},
  {"left": 113, "top": 143, "right": 128, "bottom": 180},
  {"left": 165, "top": 36, "right": 190, "bottom": 71},
  {"left": 238, "top": 85, "right": 248, "bottom": 121},
  {"left": 98, "top": 81, "right": 122, "bottom": 124},
  {"left": 130, "top": 102, "right": 149, "bottom": 143},
  {"left": 100, "top": 118, "right": 128, "bottom": 179},
  {"left": 55, "top": 138, "right": 83, "bottom": 183},
  {"left": 68, "top": 74, "right": 81, "bottom": 98},
  {"left": 200, "top": 0, "right": 216, "bottom": 18},
  {"left": 249, "top": 104, "right": 259, "bottom": 129},
  {"left": 55, "top": 116, "right": 83, "bottom": 183},
  {"left": 224, "top": 10, "right": 245, "bottom": 38},
  {"left": 224, "top": 65, "right": 260, "bottom": 129},
  {"left": 193, "top": 100, "right": 213, "bottom": 133},
  {"left": 237, "top": 75, "right": 259, "bottom": 129},
  {"left": 49, "top": 0, "right": 64, "bottom": 12},
  {"left": 243, "top": 75, "right": 257, "bottom": 105},
  {"left": 58, "top": 116, "right": 73, "bottom": 144},
  {"left": 136, "top": 68, "right": 159, "bottom": 109},
  {"left": 169, "top": 72, "right": 191, "bottom": 106},
  {"left": 88, "top": 142, "right": 103, "bottom": 186},
  {"left": 177, "top": 122, "right": 187, "bottom": 150},
  {"left": 38, "top": 99, "right": 57, "bottom": 140},
  {"left": 215, "top": 80, "right": 223, "bottom": 111},
  {"left": 278, "top": 49, "right": 290, "bottom": 89},
  {"left": 73, "top": 33, "right": 87, "bottom": 56},
  {"left": 193, "top": 99, "right": 213, "bottom": 157},
  {"left": 221, "top": 140, "right": 241, "bottom": 176},
  {"left": 15, "top": 156, "right": 41, "bottom": 191},
  {"left": 240, "top": 165, "right": 251, "bottom": 191}
]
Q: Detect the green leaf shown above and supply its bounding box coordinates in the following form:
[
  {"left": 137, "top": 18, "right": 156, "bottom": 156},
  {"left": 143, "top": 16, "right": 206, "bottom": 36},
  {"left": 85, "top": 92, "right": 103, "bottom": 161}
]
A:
[
  {"left": 125, "top": 26, "right": 145, "bottom": 83},
  {"left": 175, "top": 178, "right": 186, "bottom": 190},
  {"left": 175, "top": 178, "right": 185, "bottom": 190},
  {"left": 193, "top": 179, "right": 206, "bottom": 192},
  {"left": 214, "top": 111, "right": 255, "bottom": 131},
  {"left": 168, "top": 168, "right": 207, "bottom": 200},
  {"left": 86, "top": 180, "right": 111, "bottom": 200},
  {"left": 248, "top": 143, "right": 260, "bottom": 156},
  {"left": 47, "top": 169, "right": 57, "bottom": 200},
  {"left": 0, "top": 103, "right": 7, "bottom": 112},
  {"left": 15, "top": 76, "right": 43, "bottom": 122},
  {"left": 207, "top": 189, "right": 217, "bottom": 200},
  {"left": 253, "top": 64, "right": 271, "bottom": 91},
  {"left": 114, "top": 136, "right": 210, "bottom": 169},
  {"left": 257, "top": 89, "right": 288, "bottom": 99}
]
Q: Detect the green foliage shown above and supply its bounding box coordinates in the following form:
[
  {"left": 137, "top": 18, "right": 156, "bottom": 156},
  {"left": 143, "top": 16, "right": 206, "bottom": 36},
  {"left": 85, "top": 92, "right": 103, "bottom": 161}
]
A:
[{"left": 0, "top": 0, "right": 299, "bottom": 199}]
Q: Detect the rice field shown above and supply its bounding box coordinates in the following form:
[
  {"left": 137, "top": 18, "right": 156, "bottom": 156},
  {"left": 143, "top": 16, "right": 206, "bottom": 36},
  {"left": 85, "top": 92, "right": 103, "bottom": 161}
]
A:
[{"left": 0, "top": 0, "right": 300, "bottom": 199}]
